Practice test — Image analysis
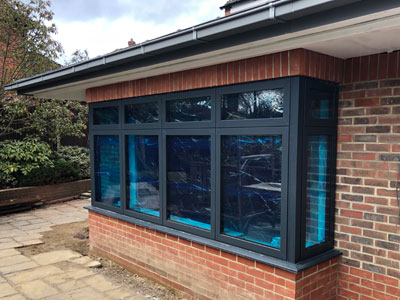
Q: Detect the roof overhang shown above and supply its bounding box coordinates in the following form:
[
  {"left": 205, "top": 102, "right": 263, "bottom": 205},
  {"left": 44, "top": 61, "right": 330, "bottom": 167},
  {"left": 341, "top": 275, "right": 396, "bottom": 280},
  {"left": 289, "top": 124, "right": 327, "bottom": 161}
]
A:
[{"left": 5, "top": 0, "right": 400, "bottom": 101}]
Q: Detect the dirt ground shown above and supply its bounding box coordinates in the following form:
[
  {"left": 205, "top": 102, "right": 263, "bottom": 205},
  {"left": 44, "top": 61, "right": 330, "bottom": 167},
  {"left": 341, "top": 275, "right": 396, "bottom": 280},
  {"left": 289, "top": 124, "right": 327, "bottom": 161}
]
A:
[{"left": 19, "top": 221, "right": 187, "bottom": 300}]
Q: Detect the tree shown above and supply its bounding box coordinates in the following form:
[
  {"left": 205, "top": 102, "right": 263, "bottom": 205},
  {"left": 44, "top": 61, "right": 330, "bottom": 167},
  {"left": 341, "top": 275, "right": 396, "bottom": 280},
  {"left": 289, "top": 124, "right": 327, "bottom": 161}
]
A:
[
  {"left": 0, "top": 0, "right": 89, "bottom": 188},
  {"left": 64, "top": 49, "right": 89, "bottom": 65},
  {"left": 0, "top": 0, "right": 63, "bottom": 94}
]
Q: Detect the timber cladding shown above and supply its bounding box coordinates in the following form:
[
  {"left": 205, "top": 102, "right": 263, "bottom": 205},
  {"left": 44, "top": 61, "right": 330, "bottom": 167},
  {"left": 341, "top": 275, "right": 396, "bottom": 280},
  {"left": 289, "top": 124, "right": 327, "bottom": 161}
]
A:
[{"left": 85, "top": 48, "right": 343, "bottom": 103}]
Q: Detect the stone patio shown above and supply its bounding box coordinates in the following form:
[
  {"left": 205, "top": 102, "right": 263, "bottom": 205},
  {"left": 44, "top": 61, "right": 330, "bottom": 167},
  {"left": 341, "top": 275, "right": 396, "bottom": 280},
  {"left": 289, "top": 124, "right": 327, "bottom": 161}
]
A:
[{"left": 0, "top": 200, "right": 146, "bottom": 300}]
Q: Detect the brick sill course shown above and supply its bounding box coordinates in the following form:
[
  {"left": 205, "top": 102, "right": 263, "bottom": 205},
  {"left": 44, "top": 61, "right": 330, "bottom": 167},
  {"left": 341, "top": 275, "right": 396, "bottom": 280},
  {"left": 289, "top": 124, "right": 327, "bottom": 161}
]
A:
[{"left": 86, "top": 205, "right": 341, "bottom": 273}]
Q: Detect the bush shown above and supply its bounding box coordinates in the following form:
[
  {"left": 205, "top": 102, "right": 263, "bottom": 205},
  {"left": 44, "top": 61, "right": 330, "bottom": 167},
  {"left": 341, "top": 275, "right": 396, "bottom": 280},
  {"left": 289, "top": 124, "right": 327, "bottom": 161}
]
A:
[
  {"left": 55, "top": 146, "right": 90, "bottom": 179},
  {"left": 0, "top": 138, "right": 53, "bottom": 188},
  {"left": 18, "top": 159, "right": 81, "bottom": 186}
]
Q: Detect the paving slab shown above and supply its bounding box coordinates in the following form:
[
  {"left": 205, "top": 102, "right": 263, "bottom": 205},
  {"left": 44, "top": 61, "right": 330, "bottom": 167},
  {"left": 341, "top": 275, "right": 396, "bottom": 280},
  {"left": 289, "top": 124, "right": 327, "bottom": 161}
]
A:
[
  {"left": 6, "top": 265, "right": 64, "bottom": 284},
  {"left": 56, "top": 279, "right": 87, "bottom": 293},
  {"left": 0, "top": 294, "right": 26, "bottom": 300},
  {"left": 0, "top": 283, "right": 17, "bottom": 298},
  {"left": 70, "top": 256, "right": 92, "bottom": 265},
  {"left": 0, "top": 255, "right": 31, "bottom": 267},
  {"left": 15, "top": 280, "right": 58, "bottom": 299},
  {"left": 0, "top": 249, "right": 20, "bottom": 259},
  {"left": 83, "top": 274, "right": 120, "bottom": 292},
  {"left": 0, "top": 241, "right": 22, "bottom": 250},
  {"left": 31, "top": 250, "right": 81, "bottom": 265},
  {"left": 66, "top": 287, "right": 108, "bottom": 300},
  {"left": 106, "top": 287, "right": 137, "bottom": 299},
  {"left": 0, "top": 261, "right": 38, "bottom": 275}
]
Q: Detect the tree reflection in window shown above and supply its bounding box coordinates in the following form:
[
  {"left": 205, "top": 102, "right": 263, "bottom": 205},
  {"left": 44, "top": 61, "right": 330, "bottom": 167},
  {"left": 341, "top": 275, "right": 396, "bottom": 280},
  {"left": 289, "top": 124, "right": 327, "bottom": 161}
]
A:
[
  {"left": 167, "top": 97, "right": 211, "bottom": 122},
  {"left": 221, "top": 135, "right": 282, "bottom": 248},
  {"left": 167, "top": 136, "right": 211, "bottom": 229},
  {"left": 221, "top": 89, "right": 283, "bottom": 120}
]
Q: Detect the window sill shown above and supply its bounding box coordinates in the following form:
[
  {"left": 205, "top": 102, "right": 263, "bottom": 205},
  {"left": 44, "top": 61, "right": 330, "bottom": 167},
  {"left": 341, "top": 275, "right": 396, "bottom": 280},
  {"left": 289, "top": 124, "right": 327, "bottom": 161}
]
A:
[{"left": 85, "top": 205, "right": 341, "bottom": 273}]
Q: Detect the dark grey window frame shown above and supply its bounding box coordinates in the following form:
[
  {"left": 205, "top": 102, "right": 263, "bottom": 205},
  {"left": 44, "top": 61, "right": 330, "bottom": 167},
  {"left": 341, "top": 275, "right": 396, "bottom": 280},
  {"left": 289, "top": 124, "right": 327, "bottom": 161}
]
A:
[
  {"left": 88, "top": 76, "right": 339, "bottom": 265},
  {"left": 89, "top": 100, "right": 122, "bottom": 130},
  {"left": 123, "top": 129, "right": 162, "bottom": 224},
  {"left": 123, "top": 95, "right": 162, "bottom": 129}
]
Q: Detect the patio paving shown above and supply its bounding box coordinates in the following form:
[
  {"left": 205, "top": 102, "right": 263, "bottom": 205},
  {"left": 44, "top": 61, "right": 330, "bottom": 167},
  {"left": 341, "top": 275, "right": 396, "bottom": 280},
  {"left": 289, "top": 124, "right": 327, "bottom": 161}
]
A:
[{"left": 0, "top": 200, "right": 145, "bottom": 300}]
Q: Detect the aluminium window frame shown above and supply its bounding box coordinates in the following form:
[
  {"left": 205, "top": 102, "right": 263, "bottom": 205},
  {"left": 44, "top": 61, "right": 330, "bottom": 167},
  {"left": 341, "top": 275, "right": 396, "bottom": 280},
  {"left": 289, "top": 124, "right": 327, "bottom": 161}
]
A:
[
  {"left": 88, "top": 76, "right": 338, "bottom": 264},
  {"left": 90, "top": 130, "right": 124, "bottom": 214},
  {"left": 162, "top": 128, "right": 216, "bottom": 239},
  {"left": 215, "top": 126, "right": 288, "bottom": 259},
  {"left": 123, "top": 129, "right": 163, "bottom": 225}
]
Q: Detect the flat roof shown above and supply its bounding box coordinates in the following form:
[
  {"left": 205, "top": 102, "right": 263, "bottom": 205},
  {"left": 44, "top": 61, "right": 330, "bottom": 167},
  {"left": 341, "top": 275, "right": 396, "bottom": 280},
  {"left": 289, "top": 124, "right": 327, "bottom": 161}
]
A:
[{"left": 5, "top": 0, "right": 400, "bottom": 100}]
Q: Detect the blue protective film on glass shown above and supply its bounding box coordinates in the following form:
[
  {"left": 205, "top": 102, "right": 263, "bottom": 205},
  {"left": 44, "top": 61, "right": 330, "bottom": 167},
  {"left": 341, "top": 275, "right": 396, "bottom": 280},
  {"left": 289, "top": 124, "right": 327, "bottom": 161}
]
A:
[
  {"left": 221, "top": 135, "right": 282, "bottom": 248},
  {"left": 127, "top": 136, "right": 160, "bottom": 217},
  {"left": 167, "top": 136, "right": 211, "bottom": 229},
  {"left": 305, "top": 136, "right": 328, "bottom": 247},
  {"left": 94, "top": 135, "right": 120, "bottom": 207}
]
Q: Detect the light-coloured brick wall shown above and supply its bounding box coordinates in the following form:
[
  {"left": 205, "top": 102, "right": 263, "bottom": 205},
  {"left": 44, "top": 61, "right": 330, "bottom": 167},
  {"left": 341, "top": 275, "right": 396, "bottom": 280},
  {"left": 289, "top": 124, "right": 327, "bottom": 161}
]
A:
[
  {"left": 336, "top": 51, "right": 400, "bottom": 300},
  {"left": 89, "top": 211, "right": 338, "bottom": 300}
]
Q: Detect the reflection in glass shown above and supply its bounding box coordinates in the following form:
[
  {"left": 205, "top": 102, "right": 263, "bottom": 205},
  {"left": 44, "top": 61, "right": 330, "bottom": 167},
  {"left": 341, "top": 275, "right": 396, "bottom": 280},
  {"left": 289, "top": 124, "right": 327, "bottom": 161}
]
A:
[
  {"left": 167, "top": 136, "right": 211, "bottom": 229},
  {"left": 127, "top": 136, "right": 159, "bottom": 216},
  {"left": 93, "top": 107, "right": 119, "bottom": 125},
  {"left": 221, "top": 89, "right": 283, "bottom": 120},
  {"left": 310, "top": 91, "right": 331, "bottom": 119},
  {"left": 94, "top": 136, "right": 120, "bottom": 207},
  {"left": 166, "top": 97, "right": 211, "bottom": 122},
  {"left": 221, "top": 135, "right": 282, "bottom": 248},
  {"left": 306, "top": 136, "right": 329, "bottom": 248},
  {"left": 125, "top": 102, "right": 159, "bottom": 124}
]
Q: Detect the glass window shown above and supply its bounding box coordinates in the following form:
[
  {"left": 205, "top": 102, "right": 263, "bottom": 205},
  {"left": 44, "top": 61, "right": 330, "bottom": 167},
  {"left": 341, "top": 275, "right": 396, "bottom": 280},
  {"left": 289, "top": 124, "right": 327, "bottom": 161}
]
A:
[
  {"left": 126, "top": 136, "right": 159, "bottom": 217},
  {"left": 94, "top": 135, "right": 120, "bottom": 207},
  {"left": 93, "top": 107, "right": 119, "bottom": 125},
  {"left": 221, "top": 89, "right": 283, "bottom": 120},
  {"left": 167, "top": 136, "right": 211, "bottom": 230},
  {"left": 166, "top": 97, "right": 211, "bottom": 122},
  {"left": 310, "top": 91, "right": 332, "bottom": 119},
  {"left": 305, "top": 136, "right": 329, "bottom": 248},
  {"left": 125, "top": 102, "right": 159, "bottom": 124},
  {"left": 221, "top": 135, "right": 282, "bottom": 248}
]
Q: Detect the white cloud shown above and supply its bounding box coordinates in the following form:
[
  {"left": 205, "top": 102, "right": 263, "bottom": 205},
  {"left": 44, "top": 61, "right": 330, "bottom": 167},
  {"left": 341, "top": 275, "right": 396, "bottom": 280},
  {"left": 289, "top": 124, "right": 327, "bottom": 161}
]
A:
[{"left": 54, "top": 0, "right": 227, "bottom": 63}]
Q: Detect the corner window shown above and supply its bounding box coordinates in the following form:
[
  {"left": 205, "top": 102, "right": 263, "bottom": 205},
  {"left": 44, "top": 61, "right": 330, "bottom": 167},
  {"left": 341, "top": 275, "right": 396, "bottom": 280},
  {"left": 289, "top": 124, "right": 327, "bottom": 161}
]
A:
[{"left": 90, "top": 77, "right": 337, "bottom": 263}]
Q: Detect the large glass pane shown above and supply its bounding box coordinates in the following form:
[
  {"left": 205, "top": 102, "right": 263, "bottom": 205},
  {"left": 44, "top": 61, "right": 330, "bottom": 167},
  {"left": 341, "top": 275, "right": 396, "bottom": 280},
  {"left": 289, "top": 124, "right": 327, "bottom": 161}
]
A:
[
  {"left": 221, "top": 89, "right": 283, "bottom": 120},
  {"left": 305, "top": 136, "right": 329, "bottom": 248},
  {"left": 167, "top": 136, "right": 211, "bottom": 230},
  {"left": 94, "top": 135, "right": 120, "bottom": 207},
  {"left": 125, "top": 102, "right": 159, "bottom": 124},
  {"left": 93, "top": 107, "right": 119, "bottom": 125},
  {"left": 221, "top": 135, "right": 282, "bottom": 248},
  {"left": 310, "top": 91, "right": 332, "bottom": 119},
  {"left": 166, "top": 97, "right": 211, "bottom": 122},
  {"left": 126, "top": 136, "right": 159, "bottom": 216}
]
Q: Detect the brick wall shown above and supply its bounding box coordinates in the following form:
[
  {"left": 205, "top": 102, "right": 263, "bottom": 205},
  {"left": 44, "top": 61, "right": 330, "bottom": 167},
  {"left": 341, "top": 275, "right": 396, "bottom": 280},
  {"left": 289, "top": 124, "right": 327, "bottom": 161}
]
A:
[
  {"left": 336, "top": 51, "right": 400, "bottom": 300},
  {"left": 86, "top": 48, "right": 400, "bottom": 299},
  {"left": 89, "top": 211, "right": 338, "bottom": 300},
  {"left": 86, "top": 48, "right": 343, "bottom": 103}
]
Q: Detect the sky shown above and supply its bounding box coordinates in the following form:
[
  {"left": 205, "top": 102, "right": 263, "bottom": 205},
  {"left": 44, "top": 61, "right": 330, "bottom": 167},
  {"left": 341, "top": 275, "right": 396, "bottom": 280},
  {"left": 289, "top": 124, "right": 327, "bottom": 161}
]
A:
[{"left": 49, "top": 0, "right": 227, "bottom": 63}]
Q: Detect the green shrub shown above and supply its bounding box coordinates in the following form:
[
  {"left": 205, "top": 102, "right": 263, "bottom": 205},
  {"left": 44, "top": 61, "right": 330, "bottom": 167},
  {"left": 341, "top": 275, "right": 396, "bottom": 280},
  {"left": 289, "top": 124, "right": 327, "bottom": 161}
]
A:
[
  {"left": 18, "top": 159, "right": 81, "bottom": 186},
  {"left": 0, "top": 138, "right": 53, "bottom": 188},
  {"left": 55, "top": 146, "right": 90, "bottom": 179}
]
